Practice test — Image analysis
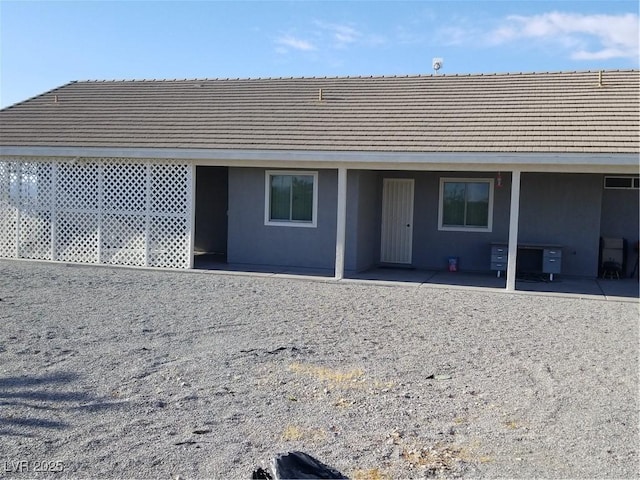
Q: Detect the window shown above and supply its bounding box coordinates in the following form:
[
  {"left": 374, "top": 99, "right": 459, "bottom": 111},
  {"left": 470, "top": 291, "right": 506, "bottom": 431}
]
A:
[
  {"left": 438, "top": 178, "right": 494, "bottom": 232},
  {"left": 265, "top": 170, "right": 318, "bottom": 227},
  {"left": 604, "top": 176, "right": 639, "bottom": 189}
]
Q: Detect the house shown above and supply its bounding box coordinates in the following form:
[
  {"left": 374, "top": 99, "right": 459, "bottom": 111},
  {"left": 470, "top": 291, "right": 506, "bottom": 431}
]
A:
[{"left": 1, "top": 70, "right": 638, "bottom": 291}]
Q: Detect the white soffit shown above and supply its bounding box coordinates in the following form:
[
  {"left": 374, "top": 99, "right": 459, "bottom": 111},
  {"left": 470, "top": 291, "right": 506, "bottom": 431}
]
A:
[{"left": 1, "top": 146, "right": 638, "bottom": 173}]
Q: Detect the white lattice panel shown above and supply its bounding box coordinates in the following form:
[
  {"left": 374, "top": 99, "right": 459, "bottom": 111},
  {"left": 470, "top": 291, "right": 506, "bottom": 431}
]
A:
[
  {"left": 0, "top": 162, "right": 18, "bottom": 257},
  {"left": 19, "top": 162, "right": 53, "bottom": 212},
  {"left": 149, "top": 216, "right": 190, "bottom": 268},
  {"left": 56, "top": 211, "right": 99, "bottom": 263},
  {"left": 17, "top": 163, "right": 54, "bottom": 260},
  {"left": 0, "top": 207, "right": 17, "bottom": 257},
  {"left": 56, "top": 162, "right": 99, "bottom": 211},
  {"left": 0, "top": 157, "right": 193, "bottom": 269},
  {"left": 103, "top": 163, "right": 147, "bottom": 214},
  {"left": 151, "top": 164, "right": 189, "bottom": 215},
  {"left": 101, "top": 213, "right": 146, "bottom": 266},
  {"left": 18, "top": 211, "right": 52, "bottom": 260}
]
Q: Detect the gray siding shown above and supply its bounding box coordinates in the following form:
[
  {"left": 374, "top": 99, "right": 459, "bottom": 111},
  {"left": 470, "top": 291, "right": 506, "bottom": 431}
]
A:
[
  {"left": 227, "top": 167, "right": 337, "bottom": 270},
  {"left": 600, "top": 179, "right": 639, "bottom": 277},
  {"left": 519, "top": 173, "right": 602, "bottom": 277},
  {"left": 194, "top": 166, "right": 228, "bottom": 254},
  {"left": 362, "top": 171, "right": 510, "bottom": 272},
  {"left": 412, "top": 171, "right": 511, "bottom": 271},
  {"left": 226, "top": 169, "right": 633, "bottom": 278},
  {"left": 345, "top": 170, "right": 379, "bottom": 272},
  {"left": 346, "top": 171, "right": 609, "bottom": 277}
]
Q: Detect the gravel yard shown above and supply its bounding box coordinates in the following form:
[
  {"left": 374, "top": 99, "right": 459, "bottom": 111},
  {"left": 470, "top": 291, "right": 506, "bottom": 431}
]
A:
[{"left": 1, "top": 260, "right": 638, "bottom": 479}]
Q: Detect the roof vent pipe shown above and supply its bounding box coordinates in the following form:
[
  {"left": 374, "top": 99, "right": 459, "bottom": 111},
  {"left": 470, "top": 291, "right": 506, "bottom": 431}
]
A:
[
  {"left": 318, "top": 88, "right": 323, "bottom": 101},
  {"left": 598, "top": 70, "right": 603, "bottom": 87}
]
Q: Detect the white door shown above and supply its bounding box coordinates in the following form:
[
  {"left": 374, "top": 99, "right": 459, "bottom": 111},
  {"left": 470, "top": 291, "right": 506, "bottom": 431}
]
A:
[{"left": 380, "top": 178, "right": 414, "bottom": 264}]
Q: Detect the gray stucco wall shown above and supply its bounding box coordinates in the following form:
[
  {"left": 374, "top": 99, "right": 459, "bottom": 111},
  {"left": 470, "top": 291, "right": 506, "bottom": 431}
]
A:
[
  {"left": 356, "top": 171, "right": 510, "bottom": 272},
  {"left": 346, "top": 170, "right": 606, "bottom": 277},
  {"left": 227, "top": 167, "right": 337, "bottom": 271},
  {"left": 599, "top": 177, "right": 639, "bottom": 277},
  {"left": 226, "top": 168, "right": 626, "bottom": 278},
  {"left": 194, "top": 166, "right": 228, "bottom": 254},
  {"left": 412, "top": 171, "right": 511, "bottom": 271},
  {"left": 518, "top": 173, "right": 602, "bottom": 277},
  {"left": 345, "top": 170, "right": 379, "bottom": 273}
]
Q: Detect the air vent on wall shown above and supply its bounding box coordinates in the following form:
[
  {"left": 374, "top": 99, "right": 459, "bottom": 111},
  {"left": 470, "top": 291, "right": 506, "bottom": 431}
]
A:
[{"left": 604, "top": 176, "right": 639, "bottom": 189}]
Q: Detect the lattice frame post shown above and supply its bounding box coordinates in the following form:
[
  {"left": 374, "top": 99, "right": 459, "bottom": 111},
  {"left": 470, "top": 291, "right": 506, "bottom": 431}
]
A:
[
  {"left": 188, "top": 163, "right": 196, "bottom": 269},
  {"left": 97, "top": 162, "right": 103, "bottom": 263},
  {"left": 145, "top": 163, "right": 152, "bottom": 267},
  {"left": 50, "top": 162, "right": 58, "bottom": 261},
  {"left": 15, "top": 163, "right": 21, "bottom": 258}
]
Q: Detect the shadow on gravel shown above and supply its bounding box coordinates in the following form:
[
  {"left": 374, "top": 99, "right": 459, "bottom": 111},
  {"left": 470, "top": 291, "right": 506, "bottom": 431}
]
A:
[{"left": 0, "top": 371, "right": 127, "bottom": 437}]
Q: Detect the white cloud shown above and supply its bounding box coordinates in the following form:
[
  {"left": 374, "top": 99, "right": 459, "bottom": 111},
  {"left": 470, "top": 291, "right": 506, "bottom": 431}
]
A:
[
  {"left": 572, "top": 47, "right": 631, "bottom": 60},
  {"left": 275, "top": 35, "right": 316, "bottom": 52},
  {"left": 486, "top": 12, "right": 639, "bottom": 60},
  {"left": 315, "top": 21, "right": 361, "bottom": 45},
  {"left": 436, "top": 26, "right": 476, "bottom": 46},
  {"left": 274, "top": 20, "right": 386, "bottom": 56}
]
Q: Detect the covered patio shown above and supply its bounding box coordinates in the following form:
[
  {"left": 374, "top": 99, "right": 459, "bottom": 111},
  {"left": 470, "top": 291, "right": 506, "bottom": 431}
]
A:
[
  {"left": 348, "top": 267, "right": 639, "bottom": 300},
  {"left": 193, "top": 254, "right": 638, "bottom": 301}
]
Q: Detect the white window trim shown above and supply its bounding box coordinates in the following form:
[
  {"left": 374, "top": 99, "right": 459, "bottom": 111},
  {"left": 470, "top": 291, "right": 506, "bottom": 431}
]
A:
[
  {"left": 438, "top": 177, "right": 494, "bottom": 232},
  {"left": 264, "top": 170, "right": 318, "bottom": 228}
]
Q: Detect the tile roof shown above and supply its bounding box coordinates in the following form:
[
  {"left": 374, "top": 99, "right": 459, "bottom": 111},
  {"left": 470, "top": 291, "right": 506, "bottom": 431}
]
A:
[{"left": 1, "top": 70, "right": 638, "bottom": 154}]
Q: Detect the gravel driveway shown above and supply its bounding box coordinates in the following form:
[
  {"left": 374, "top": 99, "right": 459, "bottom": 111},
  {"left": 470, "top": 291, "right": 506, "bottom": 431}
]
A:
[{"left": 1, "top": 260, "right": 638, "bottom": 479}]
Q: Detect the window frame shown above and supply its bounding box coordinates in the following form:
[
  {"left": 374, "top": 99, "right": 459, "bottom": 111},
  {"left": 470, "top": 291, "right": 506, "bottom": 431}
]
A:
[
  {"left": 604, "top": 176, "right": 639, "bottom": 190},
  {"left": 264, "top": 170, "right": 318, "bottom": 228},
  {"left": 438, "top": 177, "right": 494, "bottom": 232}
]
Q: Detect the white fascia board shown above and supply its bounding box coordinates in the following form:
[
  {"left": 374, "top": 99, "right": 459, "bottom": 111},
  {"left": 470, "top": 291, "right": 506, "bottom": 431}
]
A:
[{"left": 1, "top": 145, "right": 638, "bottom": 173}]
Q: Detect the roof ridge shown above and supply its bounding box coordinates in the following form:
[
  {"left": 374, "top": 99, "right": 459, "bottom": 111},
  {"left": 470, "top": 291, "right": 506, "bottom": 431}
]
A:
[{"left": 72, "top": 69, "right": 639, "bottom": 83}]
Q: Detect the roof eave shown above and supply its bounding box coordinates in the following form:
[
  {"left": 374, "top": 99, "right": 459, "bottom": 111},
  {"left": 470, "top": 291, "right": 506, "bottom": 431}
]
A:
[{"left": 1, "top": 145, "right": 638, "bottom": 174}]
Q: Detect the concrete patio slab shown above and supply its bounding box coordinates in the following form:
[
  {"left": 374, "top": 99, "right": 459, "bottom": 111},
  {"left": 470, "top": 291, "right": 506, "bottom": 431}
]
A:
[
  {"left": 597, "top": 278, "right": 640, "bottom": 300},
  {"left": 346, "top": 268, "right": 638, "bottom": 300},
  {"left": 193, "top": 256, "right": 638, "bottom": 301}
]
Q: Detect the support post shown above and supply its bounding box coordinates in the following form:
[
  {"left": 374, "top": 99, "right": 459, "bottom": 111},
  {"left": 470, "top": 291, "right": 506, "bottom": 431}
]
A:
[
  {"left": 506, "top": 169, "right": 521, "bottom": 291},
  {"left": 334, "top": 168, "right": 347, "bottom": 280}
]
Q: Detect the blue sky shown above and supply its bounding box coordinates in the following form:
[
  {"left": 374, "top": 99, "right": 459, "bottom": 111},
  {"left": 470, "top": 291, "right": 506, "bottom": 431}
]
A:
[{"left": 1, "top": 0, "right": 638, "bottom": 108}]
